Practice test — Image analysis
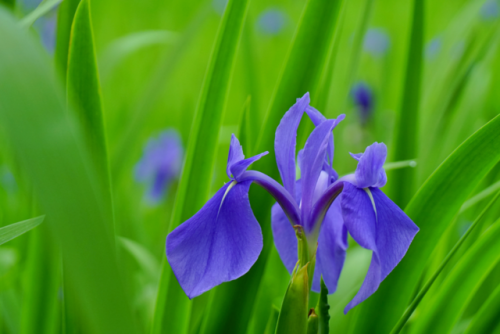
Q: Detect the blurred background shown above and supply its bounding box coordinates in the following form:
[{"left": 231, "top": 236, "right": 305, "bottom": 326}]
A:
[{"left": 1, "top": 0, "right": 500, "bottom": 333}]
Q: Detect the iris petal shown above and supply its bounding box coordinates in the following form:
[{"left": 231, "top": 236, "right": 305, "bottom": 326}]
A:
[
  {"left": 271, "top": 202, "right": 298, "bottom": 274},
  {"left": 341, "top": 183, "right": 419, "bottom": 313},
  {"left": 230, "top": 151, "right": 268, "bottom": 181},
  {"left": 351, "top": 142, "right": 387, "bottom": 188},
  {"left": 312, "top": 199, "right": 347, "bottom": 293},
  {"left": 275, "top": 93, "right": 310, "bottom": 195},
  {"left": 227, "top": 134, "right": 245, "bottom": 179},
  {"left": 166, "top": 181, "right": 263, "bottom": 298},
  {"left": 301, "top": 119, "right": 338, "bottom": 231}
]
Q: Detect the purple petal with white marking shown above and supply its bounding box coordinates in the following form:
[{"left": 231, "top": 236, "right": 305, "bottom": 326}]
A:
[
  {"left": 341, "top": 183, "right": 419, "bottom": 313},
  {"left": 275, "top": 93, "right": 310, "bottom": 195},
  {"left": 166, "top": 181, "right": 263, "bottom": 298}
]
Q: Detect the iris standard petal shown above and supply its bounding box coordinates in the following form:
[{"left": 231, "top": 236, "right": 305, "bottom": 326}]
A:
[
  {"left": 166, "top": 181, "right": 263, "bottom": 298},
  {"left": 230, "top": 151, "right": 268, "bottom": 181},
  {"left": 227, "top": 134, "right": 245, "bottom": 179},
  {"left": 301, "top": 119, "right": 337, "bottom": 231},
  {"left": 352, "top": 142, "right": 387, "bottom": 188},
  {"left": 341, "top": 183, "right": 419, "bottom": 313},
  {"left": 275, "top": 92, "right": 310, "bottom": 195},
  {"left": 312, "top": 199, "right": 348, "bottom": 293},
  {"left": 271, "top": 202, "right": 298, "bottom": 274}
]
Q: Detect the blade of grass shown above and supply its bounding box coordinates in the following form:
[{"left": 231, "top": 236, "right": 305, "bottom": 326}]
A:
[
  {"left": 54, "top": 0, "right": 80, "bottom": 77},
  {"left": 0, "top": 216, "right": 44, "bottom": 244},
  {"left": 388, "top": 0, "right": 424, "bottom": 208},
  {"left": 410, "top": 217, "right": 500, "bottom": 334},
  {"left": 460, "top": 180, "right": 500, "bottom": 213},
  {"left": 67, "top": 0, "right": 114, "bottom": 234},
  {"left": 20, "top": 0, "right": 62, "bottom": 28},
  {"left": 199, "top": 1, "right": 346, "bottom": 332},
  {"left": 150, "top": 0, "right": 250, "bottom": 333},
  {"left": 350, "top": 113, "right": 500, "bottom": 333},
  {"left": 0, "top": 9, "right": 138, "bottom": 333},
  {"left": 390, "top": 189, "right": 500, "bottom": 333}
]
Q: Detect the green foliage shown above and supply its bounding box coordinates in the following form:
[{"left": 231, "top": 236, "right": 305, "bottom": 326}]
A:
[{"left": 2, "top": 0, "right": 500, "bottom": 333}]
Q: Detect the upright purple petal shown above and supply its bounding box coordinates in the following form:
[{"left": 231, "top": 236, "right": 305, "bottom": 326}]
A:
[
  {"left": 301, "top": 119, "right": 337, "bottom": 231},
  {"left": 275, "top": 93, "right": 310, "bottom": 195},
  {"left": 227, "top": 134, "right": 245, "bottom": 179},
  {"left": 230, "top": 151, "right": 268, "bottom": 181},
  {"left": 312, "top": 199, "right": 347, "bottom": 293},
  {"left": 350, "top": 142, "right": 387, "bottom": 188},
  {"left": 271, "top": 202, "right": 298, "bottom": 274},
  {"left": 166, "top": 181, "right": 263, "bottom": 298},
  {"left": 341, "top": 183, "right": 419, "bottom": 313}
]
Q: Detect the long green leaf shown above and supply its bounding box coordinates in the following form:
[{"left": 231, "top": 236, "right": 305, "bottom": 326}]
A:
[
  {"left": 390, "top": 189, "right": 500, "bottom": 333},
  {"left": 464, "top": 281, "right": 500, "bottom": 333},
  {"left": 200, "top": 1, "right": 345, "bottom": 332},
  {"left": 20, "top": 0, "right": 62, "bottom": 28},
  {"left": 67, "top": 0, "right": 114, "bottom": 233},
  {"left": 0, "top": 216, "right": 43, "bottom": 244},
  {"left": 411, "top": 219, "right": 500, "bottom": 333},
  {"left": 0, "top": 9, "right": 138, "bottom": 333},
  {"left": 388, "top": 0, "right": 424, "bottom": 208},
  {"left": 150, "top": 0, "right": 250, "bottom": 333},
  {"left": 54, "top": 0, "right": 80, "bottom": 76},
  {"left": 351, "top": 113, "right": 500, "bottom": 333}
]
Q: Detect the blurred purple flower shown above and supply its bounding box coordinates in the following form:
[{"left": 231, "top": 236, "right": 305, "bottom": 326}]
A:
[
  {"left": 480, "top": 0, "right": 499, "bottom": 20},
  {"left": 363, "top": 28, "right": 390, "bottom": 57},
  {"left": 135, "top": 129, "right": 184, "bottom": 203},
  {"left": 166, "top": 94, "right": 418, "bottom": 314},
  {"left": 425, "top": 37, "right": 442, "bottom": 59},
  {"left": 351, "top": 82, "right": 374, "bottom": 125},
  {"left": 256, "top": 9, "right": 287, "bottom": 35}
]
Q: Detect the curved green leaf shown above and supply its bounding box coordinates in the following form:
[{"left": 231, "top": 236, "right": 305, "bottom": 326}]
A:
[
  {"left": 67, "top": 0, "right": 114, "bottom": 233},
  {"left": 54, "top": 0, "right": 80, "bottom": 76},
  {"left": 464, "top": 281, "right": 500, "bottom": 334},
  {"left": 150, "top": 0, "right": 250, "bottom": 333},
  {"left": 388, "top": 0, "right": 424, "bottom": 208},
  {"left": 0, "top": 9, "right": 138, "bottom": 333},
  {"left": 352, "top": 112, "right": 500, "bottom": 333},
  {"left": 0, "top": 216, "right": 44, "bottom": 245},
  {"left": 411, "top": 220, "right": 500, "bottom": 333},
  {"left": 20, "top": 0, "right": 61, "bottom": 28}
]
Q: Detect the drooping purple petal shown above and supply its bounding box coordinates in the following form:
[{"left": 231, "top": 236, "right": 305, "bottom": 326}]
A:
[
  {"left": 166, "top": 181, "right": 263, "bottom": 298},
  {"left": 230, "top": 151, "right": 268, "bottom": 181},
  {"left": 301, "top": 119, "right": 337, "bottom": 231},
  {"left": 350, "top": 142, "right": 387, "bottom": 188},
  {"left": 275, "top": 93, "right": 310, "bottom": 195},
  {"left": 227, "top": 134, "right": 245, "bottom": 179},
  {"left": 271, "top": 202, "right": 298, "bottom": 274},
  {"left": 341, "top": 183, "right": 419, "bottom": 313},
  {"left": 312, "top": 199, "right": 347, "bottom": 293}
]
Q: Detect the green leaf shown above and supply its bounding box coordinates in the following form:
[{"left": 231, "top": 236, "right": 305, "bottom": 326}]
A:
[
  {"left": 119, "top": 237, "right": 160, "bottom": 282},
  {"left": 263, "top": 307, "right": 280, "bottom": 334},
  {"left": 411, "top": 219, "right": 500, "bottom": 333},
  {"left": 463, "top": 281, "right": 500, "bottom": 333},
  {"left": 150, "top": 0, "right": 250, "bottom": 333},
  {"left": 390, "top": 190, "right": 500, "bottom": 333},
  {"left": 20, "top": 0, "right": 62, "bottom": 28},
  {"left": 67, "top": 0, "right": 114, "bottom": 232},
  {"left": 0, "top": 216, "right": 43, "bottom": 245},
  {"left": 316, "top": 278, "right": 330, "bottom": 334},
  {"left": 350, "top": 112, "right": 500, "bottom": 333},
  {"left": 200, "top": 0, "right": 345, "bottom": 331},
  {"left": 0, "top": 9, "right": 138, "bottom": 333},
  {"left": 275, "top": 265, "right": 310, "bottom": 334},
  {"left": 54, "top": 0, "right": 80, "bottom": 76},
  {"left": 388, "top": 0, "right": 424, "bottom": 208}
]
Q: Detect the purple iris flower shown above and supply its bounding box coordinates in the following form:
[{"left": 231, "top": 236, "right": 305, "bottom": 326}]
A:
[
  {"left": 351, "top": 82, "right": 374, "bottom": 125},
  {"left": 166, "top": 93, "right": 418, "bottom": 313},
  {"left": 135, "top": 129, "right": 184, "bottom": 203}
]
